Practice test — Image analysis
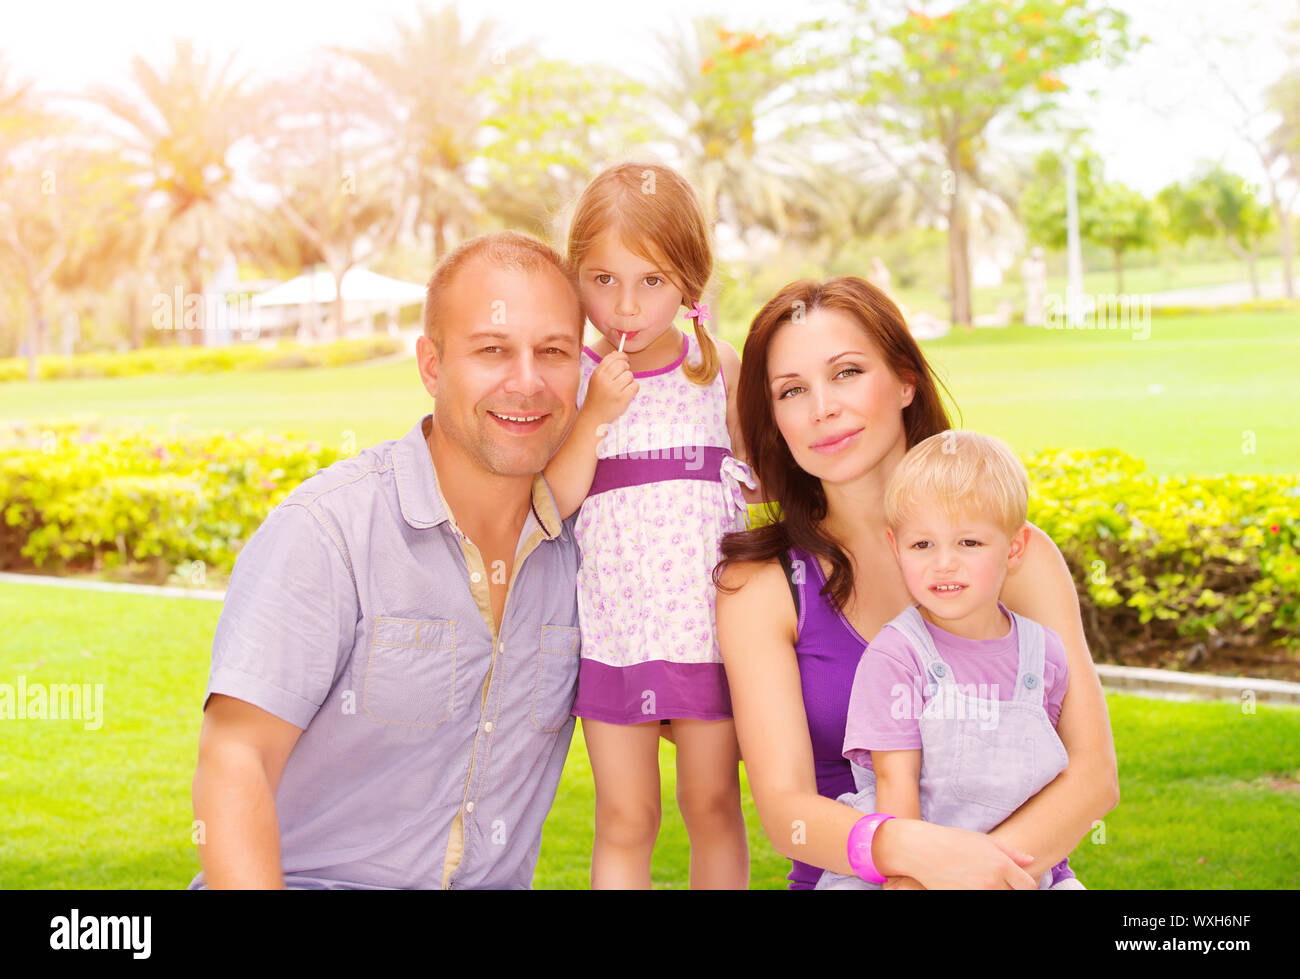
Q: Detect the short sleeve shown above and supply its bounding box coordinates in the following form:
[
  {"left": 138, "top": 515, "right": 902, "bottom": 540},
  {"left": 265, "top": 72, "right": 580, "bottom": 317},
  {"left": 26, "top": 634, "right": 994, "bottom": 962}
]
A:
[
  {"left": 842, "top": 627, "right": 927, "bottom": 769},
  {"left": 203, "top": 502, "right": 359, "bottom": 730},
  {"left": 1041, "top": 624, "right": 1070, "bottom": 727}
]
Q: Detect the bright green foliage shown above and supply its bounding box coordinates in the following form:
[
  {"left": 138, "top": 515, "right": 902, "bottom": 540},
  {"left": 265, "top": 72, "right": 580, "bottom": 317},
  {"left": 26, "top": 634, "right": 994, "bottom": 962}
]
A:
[
  {"left": 0, "top": 422, "right": 339, "bottom": 580},
  {"left": 0, "top": 336, "right": 403, "bottom": 383},
  {"left": 1158, "top": 167, "right": 1274, "bottom": 248},
  {"left": 835, "top": 0, "right": 1133, "bottom": 324},
  {"left": 749, "top": 448, "right": 1300, "bottom": 666}
]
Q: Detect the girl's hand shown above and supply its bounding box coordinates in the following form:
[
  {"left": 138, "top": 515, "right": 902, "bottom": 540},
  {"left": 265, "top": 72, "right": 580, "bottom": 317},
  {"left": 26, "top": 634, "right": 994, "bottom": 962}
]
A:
[
  {"left": 585, "top": 351, "right": 638, "bottom": 426},
  {"left": 876, "top": 818, "right": 1038, "bottom": 890}
]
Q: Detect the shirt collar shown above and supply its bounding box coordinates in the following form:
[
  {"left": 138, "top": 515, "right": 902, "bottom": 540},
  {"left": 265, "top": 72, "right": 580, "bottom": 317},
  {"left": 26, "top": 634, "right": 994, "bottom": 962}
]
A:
[{"left": 393, "top": 414, "right": 567, "bottom": 543}]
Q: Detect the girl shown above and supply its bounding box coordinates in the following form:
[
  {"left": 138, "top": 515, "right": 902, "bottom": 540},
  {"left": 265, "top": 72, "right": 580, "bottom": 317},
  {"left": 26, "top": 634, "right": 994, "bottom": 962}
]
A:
[
  {"left": 543, "top": 162, "right": 757, "bottom": 889},
  {"left": 815, "top": 430, "right": 1082, "bottom": 890}
]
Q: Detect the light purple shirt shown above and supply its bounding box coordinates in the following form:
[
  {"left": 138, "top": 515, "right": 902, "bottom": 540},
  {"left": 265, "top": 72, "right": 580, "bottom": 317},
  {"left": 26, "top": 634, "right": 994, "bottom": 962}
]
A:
[
  {"left": 843, "top": 606, "right": 1069, "bottom": 772},
  {"left": 188, "top": 415, "right": 581, "bottom": 890}
]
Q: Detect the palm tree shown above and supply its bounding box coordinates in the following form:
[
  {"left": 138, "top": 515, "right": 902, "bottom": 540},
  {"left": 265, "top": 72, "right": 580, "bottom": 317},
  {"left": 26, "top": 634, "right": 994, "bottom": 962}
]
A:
[
  {"left": 338, "top": 2, "right": 511, "bottom": 260},
  {"left": 647, "top": 19, "right": 834, "bottom": 242},
  {"left": 91, "top": 39, "right": 251, "bottom": 345}
]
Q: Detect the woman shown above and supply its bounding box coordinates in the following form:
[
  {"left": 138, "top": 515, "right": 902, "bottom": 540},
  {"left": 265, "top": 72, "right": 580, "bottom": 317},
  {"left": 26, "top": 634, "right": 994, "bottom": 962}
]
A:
[{"left": 714, "top": 277, "right": 1119, "bottom": 889}]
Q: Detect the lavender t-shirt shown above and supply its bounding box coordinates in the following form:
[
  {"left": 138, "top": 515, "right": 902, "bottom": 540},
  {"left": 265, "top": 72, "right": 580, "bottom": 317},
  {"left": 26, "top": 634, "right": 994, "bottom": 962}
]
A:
[{"left": 843, "top": 607, "right": 1069, "bottom": 773}]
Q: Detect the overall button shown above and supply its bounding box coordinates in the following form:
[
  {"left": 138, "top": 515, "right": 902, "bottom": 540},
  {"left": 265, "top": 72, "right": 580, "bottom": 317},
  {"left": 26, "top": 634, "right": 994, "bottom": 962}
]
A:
[
  {"left": 1024, "top": 674, "right": 1039, "bottom": 689},
  {"left": 931, "top": 662, "right": 948, "bottom": 678}
]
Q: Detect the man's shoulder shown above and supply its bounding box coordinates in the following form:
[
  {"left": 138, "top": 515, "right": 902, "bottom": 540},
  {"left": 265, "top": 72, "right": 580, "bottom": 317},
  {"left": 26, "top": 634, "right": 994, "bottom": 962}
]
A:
[{"left": 278, "top": 438, "right": 404, "bottom": 528}]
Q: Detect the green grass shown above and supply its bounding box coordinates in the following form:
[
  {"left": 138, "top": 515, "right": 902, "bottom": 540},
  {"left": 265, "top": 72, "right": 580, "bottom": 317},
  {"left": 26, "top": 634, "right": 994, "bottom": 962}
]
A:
[
  {"left": 2, "top": 309, "right": 1294, "bottom": 475},
  {"left": 2, "top": 578, "right": 1298, "bottom": 889}
]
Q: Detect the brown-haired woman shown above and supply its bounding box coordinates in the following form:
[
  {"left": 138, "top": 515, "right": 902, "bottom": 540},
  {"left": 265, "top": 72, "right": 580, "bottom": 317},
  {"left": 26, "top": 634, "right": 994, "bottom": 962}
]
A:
[{"left": 714, "top": 277, "right": 1119, "bottom": 889}]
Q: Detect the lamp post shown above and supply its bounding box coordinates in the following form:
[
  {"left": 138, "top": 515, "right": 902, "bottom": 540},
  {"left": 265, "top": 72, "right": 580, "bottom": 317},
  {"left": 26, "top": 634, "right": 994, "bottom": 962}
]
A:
[{"left": 1064, "top": 148, "right": 1086, "bottom": 327}]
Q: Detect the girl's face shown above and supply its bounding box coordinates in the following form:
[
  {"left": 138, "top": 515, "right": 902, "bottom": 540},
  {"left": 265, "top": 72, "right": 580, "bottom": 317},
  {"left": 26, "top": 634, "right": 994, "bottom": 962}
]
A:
[
  {"left": 577, "top": 231, "right": 685, "bottom": 355},
  {"left": 766, "top": 307, "right": 915, "bottom": 485}
]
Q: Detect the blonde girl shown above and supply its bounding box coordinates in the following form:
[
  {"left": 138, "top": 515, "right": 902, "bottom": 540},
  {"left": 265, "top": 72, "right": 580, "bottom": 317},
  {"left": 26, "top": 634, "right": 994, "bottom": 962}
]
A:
[{"left": 544, "top": 162, "right": 758, "bottom": 889}]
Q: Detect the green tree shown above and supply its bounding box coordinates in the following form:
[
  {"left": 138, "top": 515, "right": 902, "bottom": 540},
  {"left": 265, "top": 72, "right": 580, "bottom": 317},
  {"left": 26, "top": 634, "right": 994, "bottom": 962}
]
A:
[
  {"left": 832, "top": 0, "right": 1132, "bottom": 326},
  {"left": 92, "top": 40, "right": 252, "bottom": 346},
  {"left": 1158, "top": 167, "right": 1275, "bottom": 299},
  {"left": 650, "top": 19, "right": 830, "bottom": 241},
  {"left": 1086, "top": 182, "right": 1156, "bottom": 293},
  {"left": 1263, "top": 68, "right": 1300, "bottom": 296},
  {"left": 476, "top": 58, "right": 659, "bottom": 241},
  {"left": 1019, "top": 146, "right": 1103, "bottom": 249},
  {"left": 254, "top": 58, "right": 413, "bottom": 341},
  {"left": 338, "top": 2, "right": 509, "bottom": 260}
]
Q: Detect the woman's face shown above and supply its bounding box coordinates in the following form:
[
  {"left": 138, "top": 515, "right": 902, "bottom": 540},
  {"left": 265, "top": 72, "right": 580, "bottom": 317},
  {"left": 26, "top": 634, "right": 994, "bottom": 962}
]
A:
[{"left": 766, "top": 307, "right": 915, "bottom": 485}]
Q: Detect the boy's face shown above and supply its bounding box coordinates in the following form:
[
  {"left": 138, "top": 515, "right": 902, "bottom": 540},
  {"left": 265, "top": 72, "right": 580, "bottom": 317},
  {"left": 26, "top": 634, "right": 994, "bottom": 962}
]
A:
[{"left": 887, "top": 500, "right": 1031, "bottom": 630}]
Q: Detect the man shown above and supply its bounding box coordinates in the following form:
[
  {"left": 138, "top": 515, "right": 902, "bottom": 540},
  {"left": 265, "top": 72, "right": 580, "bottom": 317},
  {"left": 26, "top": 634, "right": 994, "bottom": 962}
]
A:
[{"left": 190, "top": 231, "right": 585, "bottom": 889}]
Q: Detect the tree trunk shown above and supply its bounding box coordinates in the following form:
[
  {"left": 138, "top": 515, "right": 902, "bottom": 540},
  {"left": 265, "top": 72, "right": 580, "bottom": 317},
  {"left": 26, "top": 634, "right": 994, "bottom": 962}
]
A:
[
  {"left": 331, "top": 266, "right": 348, "bottom": 342},
  {"left": 1278, "top": 202, "right": 1295, "bottom": 299},
  {"left": 433, "top": 208, "right": 446, "bottom": 263},
  {"left": 1115, "top": 249, "right": 1124, "bottom": 295},
  {"left": 946, "top": 172, "right": 972, "bottom": 328},
  {"left": 26, "top": 305, "right": 41, "bottom": 382},
  {"left": 1246, "top": 249, "right": 1259, "bottom": 300}
]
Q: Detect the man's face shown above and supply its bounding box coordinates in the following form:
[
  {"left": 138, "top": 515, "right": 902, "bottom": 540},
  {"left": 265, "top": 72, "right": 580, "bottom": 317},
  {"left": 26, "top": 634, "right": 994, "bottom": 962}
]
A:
[{"left": 418, "top": 262, "right": 582, "bottom": 479}]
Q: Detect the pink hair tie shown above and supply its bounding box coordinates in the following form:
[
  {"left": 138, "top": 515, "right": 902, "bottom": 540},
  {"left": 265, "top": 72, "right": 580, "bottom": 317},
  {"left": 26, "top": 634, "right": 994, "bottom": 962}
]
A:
[{"left": 689, "top": 301, "right": 711, "bottom": 324}]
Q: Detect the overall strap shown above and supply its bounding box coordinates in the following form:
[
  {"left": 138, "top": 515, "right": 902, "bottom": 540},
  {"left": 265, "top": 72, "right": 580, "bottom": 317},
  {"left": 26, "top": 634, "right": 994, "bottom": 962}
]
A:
[
  {"left": 1008, "top": 609, "right": 1048, "bottom": 706},
  {"left": 887, "top": 606, "right": 956, "bottom": 690}
]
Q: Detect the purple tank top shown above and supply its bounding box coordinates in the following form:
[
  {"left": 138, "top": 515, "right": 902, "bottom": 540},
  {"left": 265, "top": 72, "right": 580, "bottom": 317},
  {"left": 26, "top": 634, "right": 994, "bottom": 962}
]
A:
[{"left": 787, "top": 545, "right": 866, "bottom": 890}]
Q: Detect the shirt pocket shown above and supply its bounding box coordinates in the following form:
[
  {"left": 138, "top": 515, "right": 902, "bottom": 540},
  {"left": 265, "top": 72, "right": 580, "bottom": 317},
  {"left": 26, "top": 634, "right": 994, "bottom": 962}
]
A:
[
  {"left": 361, "top": 617, "right": 457, "bottom": 727},
  {"left": 530, "top": 624, "right": 581, "bottom": 733}
]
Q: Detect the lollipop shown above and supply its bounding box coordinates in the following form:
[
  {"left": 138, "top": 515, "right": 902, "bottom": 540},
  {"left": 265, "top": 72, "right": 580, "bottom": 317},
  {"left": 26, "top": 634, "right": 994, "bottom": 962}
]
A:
[{"left": 618, "top": 332, "right": 626, "bottom": 352}]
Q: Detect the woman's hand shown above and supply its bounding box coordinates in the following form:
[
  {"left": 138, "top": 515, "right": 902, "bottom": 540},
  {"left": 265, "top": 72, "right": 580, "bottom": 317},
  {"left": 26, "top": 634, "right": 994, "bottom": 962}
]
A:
[{"left": 874, "top": 818, "right": 1039, "bottom": 890}]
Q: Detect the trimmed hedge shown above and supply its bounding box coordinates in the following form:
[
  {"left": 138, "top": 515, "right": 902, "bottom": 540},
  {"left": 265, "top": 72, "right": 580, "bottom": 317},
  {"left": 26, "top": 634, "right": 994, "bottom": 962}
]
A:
[
  {"left": 0, "top": 421, "right": 338, "bottom": 583},
  {"left": 0, "top": 336, "right": 406, "bottom": 383},
  {"left": 749, "top": 448, "right": 1298, "bottom": 673},
  {"left": 2, "top": 427, "right": 1296, "bottom": 672}
]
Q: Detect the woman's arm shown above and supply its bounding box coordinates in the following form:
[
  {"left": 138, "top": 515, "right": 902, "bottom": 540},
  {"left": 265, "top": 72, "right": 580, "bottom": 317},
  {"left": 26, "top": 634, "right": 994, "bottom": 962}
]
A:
[
  {"left": 717, "top": 559, "right": 1037, "bottom": 887},
  {"left": 991, "top": 523, "right": 1121, "bottom": 877}
]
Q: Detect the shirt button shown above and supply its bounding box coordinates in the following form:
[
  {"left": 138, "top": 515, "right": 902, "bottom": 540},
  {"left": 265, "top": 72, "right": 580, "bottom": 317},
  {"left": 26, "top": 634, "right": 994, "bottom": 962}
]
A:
[
  {"left": 484, "top": 721, "right": 494, "bottom": 733},
  {"left": 470, "top": 571, "right": 482, "bottom": 583},
  {"left": 465, "top": 801, "right": 475, "bottom": 814}
]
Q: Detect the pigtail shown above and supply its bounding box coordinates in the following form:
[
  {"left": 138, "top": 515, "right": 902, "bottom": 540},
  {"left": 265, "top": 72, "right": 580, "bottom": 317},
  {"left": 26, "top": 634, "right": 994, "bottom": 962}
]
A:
[{"left": 681, "top": 306, "right": 721, "bottom": 387}]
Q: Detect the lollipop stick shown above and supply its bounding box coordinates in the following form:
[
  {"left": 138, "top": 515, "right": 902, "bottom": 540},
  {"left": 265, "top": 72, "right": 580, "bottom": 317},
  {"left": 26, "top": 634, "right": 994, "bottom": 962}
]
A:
[{"left": 618, "top": 332, "right": 626, "bottom": 352}]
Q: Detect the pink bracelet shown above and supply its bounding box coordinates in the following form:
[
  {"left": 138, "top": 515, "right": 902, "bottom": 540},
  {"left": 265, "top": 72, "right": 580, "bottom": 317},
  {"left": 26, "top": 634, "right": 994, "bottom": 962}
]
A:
[{"left": 846, "top": 813, "right": 895, "bottom": 883}]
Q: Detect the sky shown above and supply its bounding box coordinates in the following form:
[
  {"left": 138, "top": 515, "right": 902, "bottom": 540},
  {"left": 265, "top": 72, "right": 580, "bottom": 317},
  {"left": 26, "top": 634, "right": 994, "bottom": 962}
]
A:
[{"left": 2, "top": 0, "right": 1296, "bottom": 196}]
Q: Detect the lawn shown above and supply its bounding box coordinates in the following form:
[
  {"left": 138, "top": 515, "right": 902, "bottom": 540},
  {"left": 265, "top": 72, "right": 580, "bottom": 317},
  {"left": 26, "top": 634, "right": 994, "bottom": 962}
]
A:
[
  {"left": 2, "top": 578, "right": 1297, "bottom": 890},
  {"left": 1, "top": 309, "right": 1294, "bottom": 476}
]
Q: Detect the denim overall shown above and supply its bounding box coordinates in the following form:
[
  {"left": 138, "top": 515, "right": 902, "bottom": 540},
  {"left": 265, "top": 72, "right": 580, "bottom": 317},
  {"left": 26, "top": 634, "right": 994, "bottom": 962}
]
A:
[{"left": 817, "top": 606, "right": 1072, "bottom": 890}]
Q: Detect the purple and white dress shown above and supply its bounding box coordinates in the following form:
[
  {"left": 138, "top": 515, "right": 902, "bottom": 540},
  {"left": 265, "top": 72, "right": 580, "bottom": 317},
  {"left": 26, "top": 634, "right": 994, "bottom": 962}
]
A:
[{"left": 570, "top": 329, "right": 756, "bottom": 725}]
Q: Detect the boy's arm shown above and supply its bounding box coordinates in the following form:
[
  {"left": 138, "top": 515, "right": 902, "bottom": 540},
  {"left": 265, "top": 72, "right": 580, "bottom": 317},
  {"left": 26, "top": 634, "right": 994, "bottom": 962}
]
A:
[{"left": 871, "top": 749, "right": 922, "bottom": 820}]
